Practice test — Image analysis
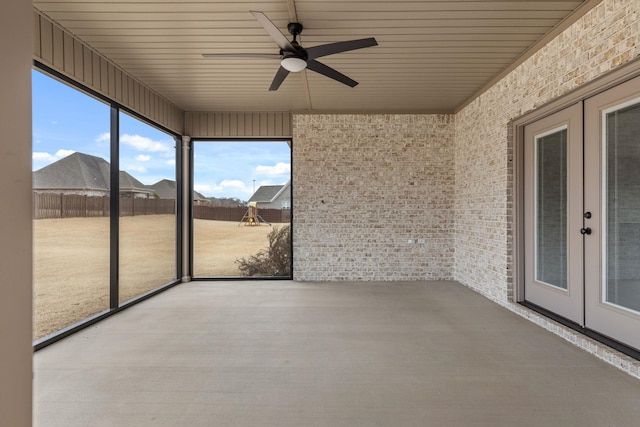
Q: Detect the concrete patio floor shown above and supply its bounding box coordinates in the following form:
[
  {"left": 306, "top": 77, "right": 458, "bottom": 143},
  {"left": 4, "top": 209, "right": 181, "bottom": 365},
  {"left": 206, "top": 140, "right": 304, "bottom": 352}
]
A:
[{"left": 34, "top": 280, "right": 640, "bottom": 426}]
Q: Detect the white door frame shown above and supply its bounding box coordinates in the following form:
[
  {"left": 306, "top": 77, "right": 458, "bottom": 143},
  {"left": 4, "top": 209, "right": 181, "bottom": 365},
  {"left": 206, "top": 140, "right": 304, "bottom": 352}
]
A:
[{"left": 513, "top": 58, "right": 640, "bottom": 305}]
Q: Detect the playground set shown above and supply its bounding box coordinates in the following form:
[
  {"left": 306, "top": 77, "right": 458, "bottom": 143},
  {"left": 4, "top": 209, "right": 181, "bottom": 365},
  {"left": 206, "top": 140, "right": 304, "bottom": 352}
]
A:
[{"left": 238, "top": 201, "right": 271, "bottom": 226}]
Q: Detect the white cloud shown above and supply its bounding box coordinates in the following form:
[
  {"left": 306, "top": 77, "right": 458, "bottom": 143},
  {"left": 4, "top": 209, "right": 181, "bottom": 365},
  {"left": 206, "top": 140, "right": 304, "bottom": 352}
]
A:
[
  {"left": 55, "top": 149, "right": 75, "bottom": 158},
  {"left": 165, "top": 159, "right": 176, "bottom": 166},
  {"left": 95, "top": 132, "right": 110, "bottom": 143},
  {"left": 196, "top": 179, "right": 250, "bottom": 197},
  {"left": 136, "top": 154, "right": 151, "bottom": 162},
  {"left": 32, "top": 149, "right": 76, "bottom": 164},
  {"left": 194, "top": 184, "right": 212, "bottom": 194},
  {"left": 216, "top": 179, "right": 247, "bottom": 191},
  {"left": 33, "top": 152, "right": 53, "bottom": 161},
  {"left": 126, "top": 164, "right": 147, "bottom": 173},
  {"left": 121, "top": 134, "right": 171, "bottom": 152},
  {"left": 255, "top": 162, "right": 290, "bottom": 177}
]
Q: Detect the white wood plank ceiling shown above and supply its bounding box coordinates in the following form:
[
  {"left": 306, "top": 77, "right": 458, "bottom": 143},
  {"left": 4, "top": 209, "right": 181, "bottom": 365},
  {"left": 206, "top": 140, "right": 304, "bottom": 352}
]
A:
[{"left": 32, "top": 0, "right": 594, "bottom": 113}]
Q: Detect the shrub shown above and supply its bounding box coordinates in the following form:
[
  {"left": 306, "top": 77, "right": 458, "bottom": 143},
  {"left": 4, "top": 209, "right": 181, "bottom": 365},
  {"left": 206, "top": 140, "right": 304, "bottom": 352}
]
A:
[{"left": 236, "top": 225, "right": 291, "bottom": 276}]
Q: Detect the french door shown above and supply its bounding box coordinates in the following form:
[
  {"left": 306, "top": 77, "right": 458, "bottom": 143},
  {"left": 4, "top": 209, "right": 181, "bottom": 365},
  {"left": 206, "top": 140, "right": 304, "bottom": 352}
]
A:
[
  {"left": 524, "top": 76, "right": 640, "bottom": 351},
  {"left": 584, "top": 76, "right": 640, "bottom": 350},
  {"left": 524, "top": 103, "right": 584, "bottom": 325}
]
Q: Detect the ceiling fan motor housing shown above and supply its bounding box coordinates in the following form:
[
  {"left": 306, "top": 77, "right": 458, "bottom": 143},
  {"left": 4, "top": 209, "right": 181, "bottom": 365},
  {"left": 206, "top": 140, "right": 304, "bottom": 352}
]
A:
[
  {"left": 281, "top": 44, "right": 307, "bottom": 61},
  {"left": 287, "top": 22, "right": 303, "bottom": 37}
]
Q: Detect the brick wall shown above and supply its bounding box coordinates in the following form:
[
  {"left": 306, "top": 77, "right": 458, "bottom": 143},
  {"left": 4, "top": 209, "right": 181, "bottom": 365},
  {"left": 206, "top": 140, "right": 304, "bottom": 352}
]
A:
[
  {"left": 454, "top": 0, "right": 640, "bottom": 303},
  {"left": 292, "top": 114, "right": 454, "bottom": 281},
  {"left": 290, "top": 0, "right": 639, "bottom": 291}
]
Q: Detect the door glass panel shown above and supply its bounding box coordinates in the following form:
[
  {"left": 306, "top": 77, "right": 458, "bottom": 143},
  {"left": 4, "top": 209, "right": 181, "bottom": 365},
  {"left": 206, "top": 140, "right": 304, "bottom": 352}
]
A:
[
  {"left": 604, "top": 101, "right": 640, "bottom": 313},
  {"left": 535, "top": 128, "right": 568, "bottom": 289}
]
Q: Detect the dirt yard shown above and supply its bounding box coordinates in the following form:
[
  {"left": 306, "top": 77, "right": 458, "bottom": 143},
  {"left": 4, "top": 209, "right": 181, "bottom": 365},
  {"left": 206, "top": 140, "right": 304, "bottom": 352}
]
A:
[
  {"left": 193, "top": 218, "right": 277, "bottom": 277},
  {"left": 33, "top": 215, "right": 283, "bottom": 339}
]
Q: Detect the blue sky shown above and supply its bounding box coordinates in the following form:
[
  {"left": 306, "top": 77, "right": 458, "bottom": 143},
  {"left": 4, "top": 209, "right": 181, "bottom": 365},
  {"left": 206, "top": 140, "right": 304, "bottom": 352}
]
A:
[
  {"left": 193, "top": 141, "right": 290, "bottom": 199},
  {"left": 32, "top": 69, "right": 290, "bottom": 200}
]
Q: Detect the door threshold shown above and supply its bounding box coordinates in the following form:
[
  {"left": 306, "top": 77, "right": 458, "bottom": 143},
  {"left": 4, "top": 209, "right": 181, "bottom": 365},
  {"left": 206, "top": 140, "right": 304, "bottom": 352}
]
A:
[{"left": 520, "top": 301, "right": 640, "bottom": 361}]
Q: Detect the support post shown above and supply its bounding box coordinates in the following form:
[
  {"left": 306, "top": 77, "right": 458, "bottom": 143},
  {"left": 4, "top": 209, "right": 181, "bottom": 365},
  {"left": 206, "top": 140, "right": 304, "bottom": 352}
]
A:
[
  {"left": 0, "top": 0, "right": 33, "bottom": 423},
  {"left": 181, "top": 135, "right": 191, "bottom": 282},
  {"left": 110, "top": 106, "right": 119, "bottom": 309}
]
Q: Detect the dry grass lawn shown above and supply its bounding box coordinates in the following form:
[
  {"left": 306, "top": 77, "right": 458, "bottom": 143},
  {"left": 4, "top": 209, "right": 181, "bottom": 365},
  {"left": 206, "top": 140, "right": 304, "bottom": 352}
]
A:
[{"left": 34, "top": 215, "right": 283, "bottom": 340}]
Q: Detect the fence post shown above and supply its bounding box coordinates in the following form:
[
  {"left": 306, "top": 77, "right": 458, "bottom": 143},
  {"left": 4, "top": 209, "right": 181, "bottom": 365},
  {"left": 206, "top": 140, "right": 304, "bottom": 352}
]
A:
[{"left": 60, "top": 193, "right": 64, "bottom": 218}]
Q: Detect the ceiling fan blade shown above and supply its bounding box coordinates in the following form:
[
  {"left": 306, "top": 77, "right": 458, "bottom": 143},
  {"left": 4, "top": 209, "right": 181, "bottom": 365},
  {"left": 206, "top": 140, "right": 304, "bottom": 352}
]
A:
[
  {"left": 250, "top": 11, "right": 295, "bottom": 52},
  {"left": 306, "top": 38, "right": 378, "bottom": 60},
  {"left": 202, "top": 53, "right": 281, "bottom": 59},
  {"left": 269, "top": 66, "right": 290, "bottom": 91},
  {"left": 306, "top": 60, "right": 358, "bottom": 87}
]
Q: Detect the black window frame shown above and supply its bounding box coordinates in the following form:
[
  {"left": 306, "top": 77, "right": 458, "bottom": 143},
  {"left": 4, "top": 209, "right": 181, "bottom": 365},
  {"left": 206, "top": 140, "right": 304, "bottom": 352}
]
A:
[
  {"left": 32, "top": 62, "right": 183, "bottom": 350},
  {"left": 189, "top": 137, "right": 293, "bottom": 281}
]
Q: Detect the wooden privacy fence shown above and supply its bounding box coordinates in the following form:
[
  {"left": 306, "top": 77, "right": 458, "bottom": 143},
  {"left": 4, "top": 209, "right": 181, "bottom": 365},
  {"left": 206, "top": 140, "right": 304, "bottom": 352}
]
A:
[
  {"left": 193, "top": 205, "right": 246, "bottom": 222},
  {"left": 33, "top": 193, "right": 175, "bottom": 219},
  {"left": 34, "top": 193, "right": 110, "bottom": 219},
  {"left": 119, "top": 198, "right": 175, "bottom": 217},
  {"left": 193, "top": 205, "right": 290, "bottom": 224},
  {"left": 33, "top": 193, "right": 291, "bottom": 223}
]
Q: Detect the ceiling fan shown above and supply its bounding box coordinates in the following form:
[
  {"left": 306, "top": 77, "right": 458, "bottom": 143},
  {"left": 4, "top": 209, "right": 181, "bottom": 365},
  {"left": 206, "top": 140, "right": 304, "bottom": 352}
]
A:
[{"left": 202, "top": 11, "right": 378, "bottom": 91}]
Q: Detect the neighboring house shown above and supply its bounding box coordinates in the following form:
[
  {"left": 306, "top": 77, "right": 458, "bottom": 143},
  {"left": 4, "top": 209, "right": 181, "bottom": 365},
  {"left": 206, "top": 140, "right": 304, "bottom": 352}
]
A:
[
  {"left": 33, "top": 152, "right": 154, "bottom": 198},
  {"left": 147, "top": 178, "right": 208, "bottom": 202},
  {"left": 33, "top": 152, "right": 211, "bottom": 201},
  {"left": 247, "top": 181, "right": 290, "bottom": 210},
  {"left": 120, "top": 171, "right": 153, "bottom": 199},
  {"left": 147, "top": 179, "right": 176, "bottom": 199}
]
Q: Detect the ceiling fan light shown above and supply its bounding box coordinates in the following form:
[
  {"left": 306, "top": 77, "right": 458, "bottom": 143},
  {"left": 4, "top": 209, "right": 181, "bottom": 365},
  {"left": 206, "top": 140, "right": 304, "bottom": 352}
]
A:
[{"left": 281, "top": 57, "right": 307, "bottom": 72}]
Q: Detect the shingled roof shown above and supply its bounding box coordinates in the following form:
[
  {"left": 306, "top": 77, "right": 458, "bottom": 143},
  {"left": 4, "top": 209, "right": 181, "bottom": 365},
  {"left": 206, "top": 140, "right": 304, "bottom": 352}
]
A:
[
  {"left": 119, "top": 171, "right": 147, "bottom": 193},
  {"left": 148, "top": 178, "right": 207, "bottom": 201},
  {"left": 248, "top": 181, "right": 290, "bottom": 204},
  {"left": 34, "top": 152, "right": 149, "bottom": 195},
  {"left": 34, "top": 152, "right": 233, "bottom": 201},
  {"left": 147, "top": 178, "right": 176, "bottom": 199},
  {"left": 248, "top": 184, "right": 282, "bottom": 203},
  {"left": 34, "top": 152, "right": 110, "bottom": 191}
]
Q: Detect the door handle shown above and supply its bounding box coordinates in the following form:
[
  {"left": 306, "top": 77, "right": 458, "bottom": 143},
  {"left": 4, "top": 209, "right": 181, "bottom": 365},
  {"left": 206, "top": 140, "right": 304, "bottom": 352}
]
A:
[{"left": 580, "top": 227, "right": 592, "bottom": 235}]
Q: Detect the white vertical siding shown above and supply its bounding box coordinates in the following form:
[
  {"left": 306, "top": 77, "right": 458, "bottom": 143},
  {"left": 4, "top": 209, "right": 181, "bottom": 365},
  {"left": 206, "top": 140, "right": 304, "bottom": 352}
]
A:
[{"left": 184, "top": 111, "right": 292, "bottom": 138}]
